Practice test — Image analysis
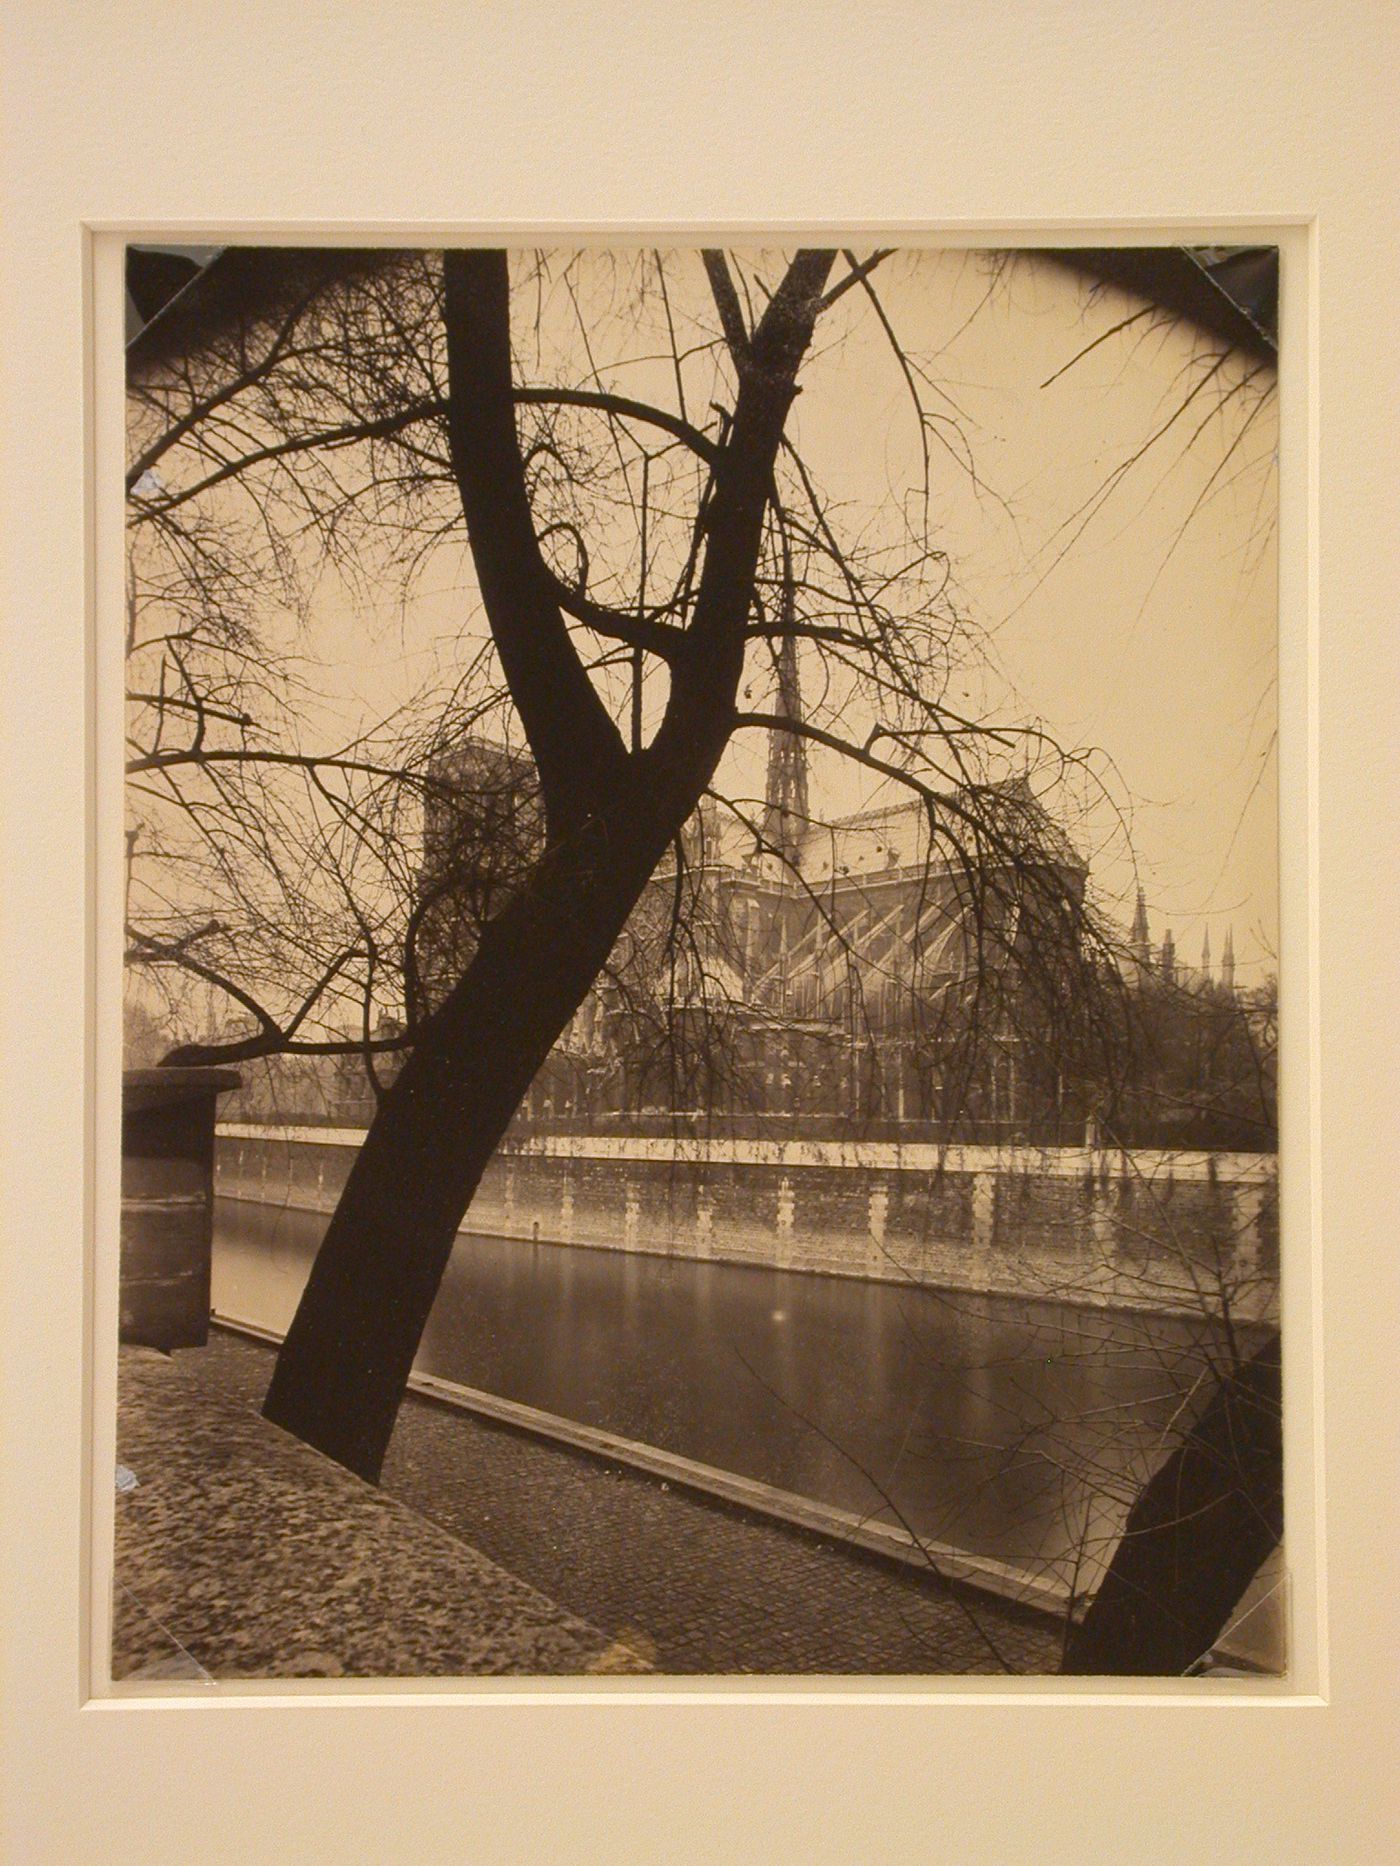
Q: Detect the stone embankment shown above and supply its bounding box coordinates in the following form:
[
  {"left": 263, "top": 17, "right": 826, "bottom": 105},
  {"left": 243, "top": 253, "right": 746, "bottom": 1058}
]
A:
[{"left": 217, "top": 1125, "right": 1279, "bottom": 1322}]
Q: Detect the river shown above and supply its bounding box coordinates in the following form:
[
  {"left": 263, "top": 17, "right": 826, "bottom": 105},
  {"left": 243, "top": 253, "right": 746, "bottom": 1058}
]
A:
[{"left": 213, "top": 1196, "right": 1237, "bottom": 1590}]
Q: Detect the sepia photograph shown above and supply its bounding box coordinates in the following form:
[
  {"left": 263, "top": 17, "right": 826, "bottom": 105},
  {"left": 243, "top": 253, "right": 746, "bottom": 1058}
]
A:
[{"left": 114, "top": 239, "right": 1281, "bottom": 1684}]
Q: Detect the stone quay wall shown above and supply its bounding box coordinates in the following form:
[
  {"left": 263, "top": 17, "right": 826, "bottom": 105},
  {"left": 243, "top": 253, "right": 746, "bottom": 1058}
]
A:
[{"left": 215, "top": 1125, "right": 1279, "bottom": 1323}]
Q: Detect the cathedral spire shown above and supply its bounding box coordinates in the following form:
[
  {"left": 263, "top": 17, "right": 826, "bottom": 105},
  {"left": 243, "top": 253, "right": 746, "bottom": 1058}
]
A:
[
  {"left": 761, "top": 620, "right": 809, "bottom": 870},
  {"left": 1130, "top": 886, "right": 1150, "bottom": 967}
]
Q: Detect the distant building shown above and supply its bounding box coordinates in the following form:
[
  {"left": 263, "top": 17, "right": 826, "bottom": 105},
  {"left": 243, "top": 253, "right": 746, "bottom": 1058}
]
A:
[
  {"left": 412, "top": 705, "right": 1092, "bottom": 1138},
  {"left": 413, "top": 735, "right": 541, "bottom": 1017},
  {"left": 1126, "top": 885, "right": 1240, "bottom": 998},
  {"left": 218, "top": 743, "right": 1272, "bottom": 1149},
  {"left": 1114, "top": 890, "right": 1274, "bottom": 1150}
]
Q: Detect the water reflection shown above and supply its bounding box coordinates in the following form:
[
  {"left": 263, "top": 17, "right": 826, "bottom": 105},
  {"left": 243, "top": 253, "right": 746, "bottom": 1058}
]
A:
[{"left": 212, "top": 1198, "right": 1234, "bottom": 1585}]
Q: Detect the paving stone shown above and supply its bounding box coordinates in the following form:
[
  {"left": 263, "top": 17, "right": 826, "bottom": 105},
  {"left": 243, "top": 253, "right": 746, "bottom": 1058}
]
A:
[
  {"left": 168, "top": 1332, "right": 1062, "bottom": 1676},
  {"left": 114, "top": 1346, "right": 648, "bottom": 1680}
]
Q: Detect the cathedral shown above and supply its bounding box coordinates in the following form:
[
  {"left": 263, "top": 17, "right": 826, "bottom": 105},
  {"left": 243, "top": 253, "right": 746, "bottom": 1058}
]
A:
[
  {"left": 221, "top": 725, "right": 1266, "bottom": 1149},
  {"left": 518, "top": 771, "right": 1088, "bottom": 1135},
  {"left": 412, "top": 663, "right": 1097, "bottom": 1139}
]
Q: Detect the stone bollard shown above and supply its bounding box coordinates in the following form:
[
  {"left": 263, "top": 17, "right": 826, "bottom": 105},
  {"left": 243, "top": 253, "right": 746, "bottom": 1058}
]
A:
[
  {"left": 1232, "top": 1183, "right": 1264, "bottom": 1278},
  {"left": 970, "top": 1173, "right": 996, "bottom": 1256},
  {"left": 1089, "top": 1177, "right": 1118, "bottom": 1262},
  {"left": 775, "top": 1175, "right": 796, "bottom": 1269},
  {"left": 120, "top": 1068, "right": 240, "bottom": 1351},
  {"left": 867, "top": 1181, "right": 888, "bottom": 1249},
  {"left": 696, "top": 1191, "right": 713, "bottom": 1257}
]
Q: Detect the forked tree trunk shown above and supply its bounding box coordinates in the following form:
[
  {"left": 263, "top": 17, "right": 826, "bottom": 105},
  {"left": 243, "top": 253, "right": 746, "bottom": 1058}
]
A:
[
  {"left": 1060, "top": 1329, "right": 1282, "bottom": 1676},
  {"left": 263, "top": 246, "right": 838, "bottom": 1479},
  {"left": 261, "top": 808, "right": 668, "bottom": 1479}
]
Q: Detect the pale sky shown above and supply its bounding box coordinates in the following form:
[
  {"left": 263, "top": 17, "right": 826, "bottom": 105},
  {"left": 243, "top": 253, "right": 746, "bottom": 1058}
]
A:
[
  {"left": 330, "top": 247, "right": 1279, "bottom": 982},
  {"left": 134, "top": 244, "right": 1279, "bottom": 1020},
  {"left": 769, "top": 248, "right": 1278, "bottom": 982}
]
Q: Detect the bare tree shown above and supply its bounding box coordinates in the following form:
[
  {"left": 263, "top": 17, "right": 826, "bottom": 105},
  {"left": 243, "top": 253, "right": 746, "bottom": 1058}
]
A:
[
  {"left": 125, "top": 243, "right": 1279, "bottom": 1677},
  {"left": 128, "top": 247, "right": 1102, "bottom": 1463}
]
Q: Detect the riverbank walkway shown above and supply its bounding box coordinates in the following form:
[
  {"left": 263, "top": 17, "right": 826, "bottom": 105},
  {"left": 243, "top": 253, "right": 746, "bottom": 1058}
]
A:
[
  {"left": 114, "top": 1331, "right": 1062, "bottom": 1679},
  {"left": 113, "top": 1345, "right": 649, "bottom": 1680}
]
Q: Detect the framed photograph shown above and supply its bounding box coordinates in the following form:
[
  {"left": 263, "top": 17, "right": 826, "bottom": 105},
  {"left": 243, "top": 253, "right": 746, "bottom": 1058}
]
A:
[{"left": 3, "top": 3, "right": 1396, "bottom": 1861}]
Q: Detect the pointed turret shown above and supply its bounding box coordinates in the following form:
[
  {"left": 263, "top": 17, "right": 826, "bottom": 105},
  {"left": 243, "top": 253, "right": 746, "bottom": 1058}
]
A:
[
  {"left": 760, "top": 621, "right": 809, "bottom": 872},
  {"left": 1200, "top": 926, "right": 1211, "bottom": 981},
  {"left": 1130, "top": 886, "right": 1151, "bottom": 969},
  {"left": 1221, "top": 926, "right": 1236, "bottom": 993},
  {"left": 1160, "top": 927, "right": 1176, "bottom": 986}
]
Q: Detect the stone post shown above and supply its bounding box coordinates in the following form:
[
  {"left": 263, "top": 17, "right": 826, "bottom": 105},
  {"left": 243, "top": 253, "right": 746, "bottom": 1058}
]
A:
[
  {"left": 971, "top": 1172, "right": 996, "bottom": 1258},
  {"left": 623, "top": 1180, "right": 640, "bottom": 1247},
  {"left": 776, "top": 1175, "right": 796, "bottom": 1269},
  {"left": 120, "top": 1067, "right": 240, "bottom": 1351},
  {"left": 1090, "top": 1178, "right": 1118, "bottom": 1261},
  {"left": 696, "top": 1190, "right": 714, "bottom": 1258},
  {"left": 1233, "top": 1183, "right": 1264, "bottom": 1279}
]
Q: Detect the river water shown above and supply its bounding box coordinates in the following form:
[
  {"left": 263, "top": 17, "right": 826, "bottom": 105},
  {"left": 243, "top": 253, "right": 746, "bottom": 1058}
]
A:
[{"left": 212, "top": 1197, "right": 1236, "bottom": 1589}]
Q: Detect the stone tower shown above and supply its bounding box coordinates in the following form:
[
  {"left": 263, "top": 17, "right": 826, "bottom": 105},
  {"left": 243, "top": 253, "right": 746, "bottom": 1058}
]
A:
[
  {"left": 1130, "top": 886, "right": 1151, "bottom": 973},
  {"left": 760, "top": 628, "right": 809, "bottom": 870}
]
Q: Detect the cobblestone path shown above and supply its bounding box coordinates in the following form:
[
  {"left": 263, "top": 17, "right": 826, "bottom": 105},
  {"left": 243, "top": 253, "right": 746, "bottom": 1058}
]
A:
[{"left": 179, "top": 1330, "right": 1063, "bottom": 1677}]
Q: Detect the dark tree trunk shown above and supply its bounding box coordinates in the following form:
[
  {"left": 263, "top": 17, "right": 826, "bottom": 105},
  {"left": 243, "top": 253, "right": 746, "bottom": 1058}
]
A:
[
  {"left": 262, "top": 805, "right": 670, "bottom": 1479},
  {"left": 262, "top": 246, "right": 836, "bottom": 1479},
  {"left": 1060, "top": 1329, "right": 1282, "bottom": 1676}
]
